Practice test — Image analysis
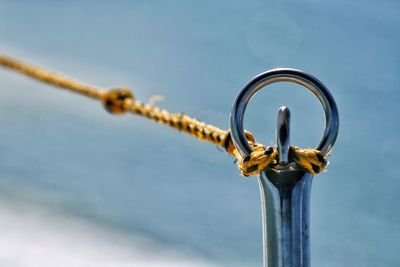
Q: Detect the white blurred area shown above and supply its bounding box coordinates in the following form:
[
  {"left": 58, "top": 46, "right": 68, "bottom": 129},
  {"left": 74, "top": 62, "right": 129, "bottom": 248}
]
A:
[{"left": 0, "top": 201, "right": 218, "bottom": 267}]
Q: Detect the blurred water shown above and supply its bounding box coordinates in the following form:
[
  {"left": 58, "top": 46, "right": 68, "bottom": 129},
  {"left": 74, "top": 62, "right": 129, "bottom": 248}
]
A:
[
  {"left": 0, "top": 1, "right": 399, "bottom": 266},
  {"left": 0, "top": 200, "right": 218, "bottom": 267}
]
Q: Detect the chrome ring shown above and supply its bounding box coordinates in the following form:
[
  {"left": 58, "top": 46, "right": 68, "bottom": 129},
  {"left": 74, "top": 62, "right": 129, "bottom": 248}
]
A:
[{"left": 230, "top": 68, "right": 339, "bottom": 157}]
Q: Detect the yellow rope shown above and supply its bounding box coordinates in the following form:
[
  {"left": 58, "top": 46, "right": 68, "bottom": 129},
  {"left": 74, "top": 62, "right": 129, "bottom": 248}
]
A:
[{"left": 0, "top": 54, "right": 327, "bottom": 176}]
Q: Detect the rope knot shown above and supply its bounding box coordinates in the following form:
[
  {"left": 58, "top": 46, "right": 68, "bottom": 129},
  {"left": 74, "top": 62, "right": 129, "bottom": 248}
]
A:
[
  {"left": 238, "top": 146, "right": 327, "bottom": 176},
  {"left": 222, "top": 131, "right": 328, "bottom": 176},
  {"left": 288, "top": 146, "right": 328, "bottom": 175},
  {"left": 239, "top": 145, "right": 278, "bottom": 176},
  {"left": 102, "top": 88, "right": 134, "bottom": 114}
]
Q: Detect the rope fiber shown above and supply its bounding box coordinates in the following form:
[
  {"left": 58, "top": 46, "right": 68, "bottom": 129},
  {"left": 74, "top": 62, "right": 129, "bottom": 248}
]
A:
[{"left": 0, "top": 54, "right": 327, "bottom": 176}]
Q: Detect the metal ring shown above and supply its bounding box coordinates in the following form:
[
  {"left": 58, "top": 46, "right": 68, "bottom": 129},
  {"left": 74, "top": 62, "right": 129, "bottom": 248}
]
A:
[{"left": 229, "top": 68, "right": 339, "bottom": 157}]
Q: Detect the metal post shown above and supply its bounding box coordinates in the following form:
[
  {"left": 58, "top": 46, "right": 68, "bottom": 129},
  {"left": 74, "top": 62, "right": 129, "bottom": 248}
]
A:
[
  {"left": 258, "top": 170, "right": 312, "bottom": 267},
  {"left": 259, "top": 106, "right": 311, "bottom": 267},
  {"left": 229, "top": 68, "right": 339, "bottom": 267}
]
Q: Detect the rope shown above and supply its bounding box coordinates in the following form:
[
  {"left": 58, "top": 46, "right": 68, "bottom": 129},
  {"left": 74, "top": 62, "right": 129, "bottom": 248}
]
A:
[{"left": 0, "top": 54, "right": 328, "bottom": 176}]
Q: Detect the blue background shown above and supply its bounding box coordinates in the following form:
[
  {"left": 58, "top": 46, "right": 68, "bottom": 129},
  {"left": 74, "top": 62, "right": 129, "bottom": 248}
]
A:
[{"left": 0, "top": 1, "right": 399, "bottom": 266}]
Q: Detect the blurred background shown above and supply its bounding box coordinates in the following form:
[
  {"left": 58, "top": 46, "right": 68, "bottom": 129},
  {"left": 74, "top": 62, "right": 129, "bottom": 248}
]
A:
[{"left": 0, "top": 1, "right": 399, "bottom": 266}]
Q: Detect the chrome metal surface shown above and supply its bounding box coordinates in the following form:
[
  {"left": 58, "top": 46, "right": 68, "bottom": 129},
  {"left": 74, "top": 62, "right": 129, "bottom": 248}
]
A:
[
  {"left": 258, "top": 170, "right": 312, "bottom": 267},
  {"left": 229, "top": 68, "right": 339, "bottom": 157},
  {"left": 276, "top": 107, "right": 290, "bottom": 164},
  {"left": 229, "top": 69, "right": 339, "bottom": 267}
]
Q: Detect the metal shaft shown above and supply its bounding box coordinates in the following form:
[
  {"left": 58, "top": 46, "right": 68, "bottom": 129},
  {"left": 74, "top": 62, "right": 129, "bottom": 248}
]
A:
[
  {"left": 259, "top": 170, "right": 312, "bottom": 267},
  {"left": 229, "top": 68, "right": 339, "bottom": 267},
  {"left": 259, "top": 107, "right": 312, "bottom": 267},
  {"left": 276, "top": 107, "right": 290, "bottom": 164}
]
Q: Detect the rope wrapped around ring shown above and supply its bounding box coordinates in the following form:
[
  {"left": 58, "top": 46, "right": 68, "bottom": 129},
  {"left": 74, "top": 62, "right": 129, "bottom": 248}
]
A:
[{"left": 222, "top": 132, "right": 328, "bottom": 176}]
